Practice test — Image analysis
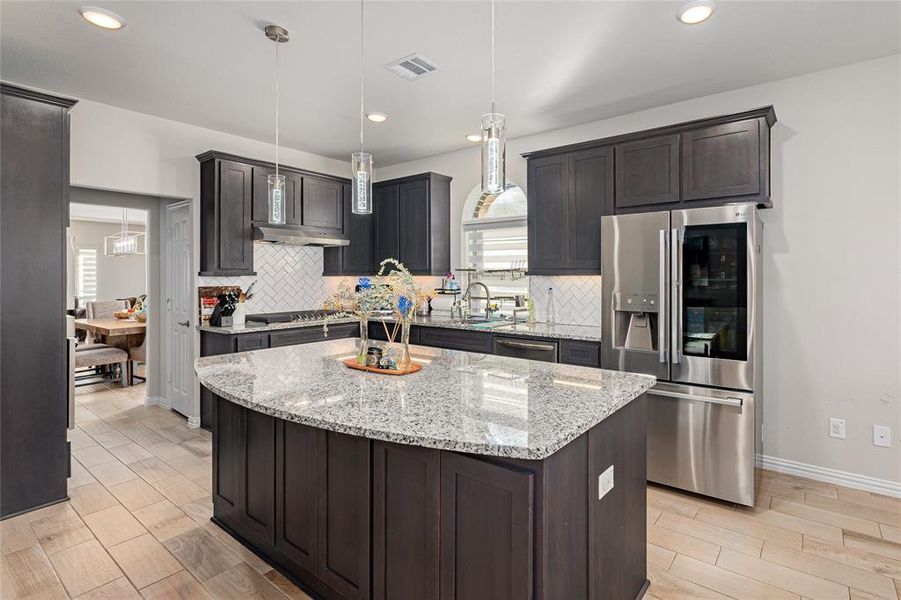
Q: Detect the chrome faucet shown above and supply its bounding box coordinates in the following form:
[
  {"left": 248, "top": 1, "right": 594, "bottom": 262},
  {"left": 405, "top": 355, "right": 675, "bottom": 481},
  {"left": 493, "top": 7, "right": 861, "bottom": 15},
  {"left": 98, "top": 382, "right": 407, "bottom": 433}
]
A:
[{"left": 462, "top": 281, "right": 492, "bottom": 321}]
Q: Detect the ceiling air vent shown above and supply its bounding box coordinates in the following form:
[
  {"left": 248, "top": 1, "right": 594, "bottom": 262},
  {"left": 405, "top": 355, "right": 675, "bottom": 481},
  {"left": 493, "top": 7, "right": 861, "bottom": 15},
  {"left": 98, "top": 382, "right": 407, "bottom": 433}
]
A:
[{"left": 385, "top": 53, "right": 438, "bottom": 81}]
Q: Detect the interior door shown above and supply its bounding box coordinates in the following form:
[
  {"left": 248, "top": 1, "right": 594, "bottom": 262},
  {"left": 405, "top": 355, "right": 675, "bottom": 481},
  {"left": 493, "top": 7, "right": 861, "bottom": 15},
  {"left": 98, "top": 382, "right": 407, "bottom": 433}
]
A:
[
  {"left": 166, "top": 202, "right": 193, "bottom": 417},
  {"left": 671, "top": 204, "right": 757, "bottom": 390}
]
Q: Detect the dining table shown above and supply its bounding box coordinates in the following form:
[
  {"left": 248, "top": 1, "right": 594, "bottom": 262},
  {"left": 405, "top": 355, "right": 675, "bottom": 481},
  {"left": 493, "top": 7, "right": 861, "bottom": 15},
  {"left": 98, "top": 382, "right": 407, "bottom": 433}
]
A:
[{"left": 74, "top": 318, "right": 147, "bottom": 386}]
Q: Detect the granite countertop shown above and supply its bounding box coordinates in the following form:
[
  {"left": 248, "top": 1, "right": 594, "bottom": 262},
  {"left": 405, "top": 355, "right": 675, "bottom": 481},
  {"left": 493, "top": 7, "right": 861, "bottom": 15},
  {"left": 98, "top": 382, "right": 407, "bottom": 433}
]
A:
[
  {"left": 198, "top": 317, "right": 357, "bottom": 335},
  {"left": 199, "top": 312, "right": 602, "bottom": 343},
  {"left": 193, "top": 339, "right": 653, "bottom": 460}
]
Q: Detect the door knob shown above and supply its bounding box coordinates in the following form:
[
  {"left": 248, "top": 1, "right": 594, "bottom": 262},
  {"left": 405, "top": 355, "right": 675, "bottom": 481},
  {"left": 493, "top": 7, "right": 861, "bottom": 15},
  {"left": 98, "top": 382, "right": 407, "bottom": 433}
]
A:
[{"left": 178, "top": 320, "right": 190, "bottom": 327}]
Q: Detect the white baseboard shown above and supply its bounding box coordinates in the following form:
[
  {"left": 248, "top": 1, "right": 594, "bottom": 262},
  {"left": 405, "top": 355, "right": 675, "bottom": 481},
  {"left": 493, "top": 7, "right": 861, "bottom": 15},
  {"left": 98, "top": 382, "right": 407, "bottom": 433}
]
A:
[
  {"left": 759, "top": 454, "right": 901, "bottom": 499},
  {"left": 144, "top": 396, "right": 170, "bottom": 408},
  {"left": 187, "top": 416, "right": 201, "bottom": 429}
]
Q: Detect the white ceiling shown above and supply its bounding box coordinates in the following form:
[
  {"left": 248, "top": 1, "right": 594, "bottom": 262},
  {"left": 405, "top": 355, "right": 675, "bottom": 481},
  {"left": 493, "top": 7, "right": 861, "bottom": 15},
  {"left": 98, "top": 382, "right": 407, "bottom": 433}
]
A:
[{"left": 2, "top": 1, "right": 898, "bottom": 166}]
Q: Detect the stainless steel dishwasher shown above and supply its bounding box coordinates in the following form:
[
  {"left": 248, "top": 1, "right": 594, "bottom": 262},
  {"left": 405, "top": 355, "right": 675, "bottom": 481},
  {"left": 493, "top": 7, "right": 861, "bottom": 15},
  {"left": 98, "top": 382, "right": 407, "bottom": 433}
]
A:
[{"left": 493, "top": 336, "right": 558, "bottom": 362}]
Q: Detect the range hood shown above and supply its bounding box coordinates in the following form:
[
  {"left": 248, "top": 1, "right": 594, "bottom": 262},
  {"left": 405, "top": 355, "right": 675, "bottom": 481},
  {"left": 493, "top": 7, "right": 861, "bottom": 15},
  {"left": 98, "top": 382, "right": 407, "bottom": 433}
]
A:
[{"left": 253, "top": 225, "right": 349, "bottom": 247}]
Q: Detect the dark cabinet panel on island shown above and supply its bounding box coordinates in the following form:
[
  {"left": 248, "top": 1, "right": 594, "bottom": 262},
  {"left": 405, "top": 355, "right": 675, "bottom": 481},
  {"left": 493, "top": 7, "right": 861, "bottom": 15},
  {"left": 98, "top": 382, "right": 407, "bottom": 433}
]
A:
[
  {"left": 276, "top": 420, "right": 318, "bottom": 573},
  {"left": 373, "top": 173, "right": 451, "bottom": 275}
]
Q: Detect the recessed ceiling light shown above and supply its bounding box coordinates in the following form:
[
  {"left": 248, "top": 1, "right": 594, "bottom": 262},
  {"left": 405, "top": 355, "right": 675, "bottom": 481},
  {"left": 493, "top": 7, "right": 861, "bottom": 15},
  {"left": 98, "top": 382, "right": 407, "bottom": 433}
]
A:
[
  {"left": 465, "top": 134, "right": 481, "bottom": 142},
  {"left": 677, "top": 0, "right": 715, "bottom": 24},
  {"left": 365, "top": 112, "right": 388, "bottom": 123},
  {"left": 79, "top": 6, "right": 126, "bottom": 30}
]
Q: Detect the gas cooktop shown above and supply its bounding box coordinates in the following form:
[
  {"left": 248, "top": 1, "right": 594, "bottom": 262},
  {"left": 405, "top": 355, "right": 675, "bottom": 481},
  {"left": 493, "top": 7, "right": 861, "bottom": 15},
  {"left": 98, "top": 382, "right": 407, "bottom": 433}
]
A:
[{"left": 245, "top": 310, "right": 337, "bottom": 324}]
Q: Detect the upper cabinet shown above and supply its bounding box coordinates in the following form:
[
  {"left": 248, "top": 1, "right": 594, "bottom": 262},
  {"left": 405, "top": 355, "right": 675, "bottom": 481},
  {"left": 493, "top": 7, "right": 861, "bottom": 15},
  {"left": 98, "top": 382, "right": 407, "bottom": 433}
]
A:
[
  {"left": 372, "top": 173, "right": 451, "bottom": 275},
  {"left": 197, "top": 151, "right": 350, "bottom": 276},
  {"left": 323, "top": 184, "right": 373, "bottom": 276},
  {"left": 524, "top": 106, "right": 775, "bottom": 275}
]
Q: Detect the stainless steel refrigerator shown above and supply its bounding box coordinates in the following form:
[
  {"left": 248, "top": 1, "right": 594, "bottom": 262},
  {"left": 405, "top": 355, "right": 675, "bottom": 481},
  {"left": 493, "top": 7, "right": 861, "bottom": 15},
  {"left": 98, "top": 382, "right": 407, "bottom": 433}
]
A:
[{"left": 601, "top": 203, "right": 762, "bottom": 506}]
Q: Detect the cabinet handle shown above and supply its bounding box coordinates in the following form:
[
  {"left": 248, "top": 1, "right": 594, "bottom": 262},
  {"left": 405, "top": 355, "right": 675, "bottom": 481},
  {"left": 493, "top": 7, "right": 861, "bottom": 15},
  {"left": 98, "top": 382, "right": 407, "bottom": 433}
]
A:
[{"left": 496, "top": 339, "right": 556, "bottom": 351}]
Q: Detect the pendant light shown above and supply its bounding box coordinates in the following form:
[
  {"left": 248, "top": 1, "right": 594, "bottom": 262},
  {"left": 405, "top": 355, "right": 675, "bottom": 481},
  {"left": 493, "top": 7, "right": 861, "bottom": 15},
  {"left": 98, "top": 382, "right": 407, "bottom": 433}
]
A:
[
  {"left": 481, "top": 0, "right": 506, "bottom": 196},
  {"left": 265, "top": 25, "right": 289, "bottom": 225},
  {"left": 104, "top": 208, "right": 145, "bottom": 256},
  {"left": 351, "top": 0, "right": 373, "bottom": 215}
]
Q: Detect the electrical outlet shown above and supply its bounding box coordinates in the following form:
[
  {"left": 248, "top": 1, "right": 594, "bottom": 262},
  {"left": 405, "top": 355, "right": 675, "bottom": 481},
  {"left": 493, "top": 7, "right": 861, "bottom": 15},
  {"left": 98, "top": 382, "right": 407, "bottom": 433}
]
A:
[
  {"left": 874, "top": 425, "right": 892, "bottom": 448},
  {"left": 829, "top": 418, "right": 846, "bottom": 439},
  {"left": 598, "top": 465, "right": 614, "bottom": 500}
]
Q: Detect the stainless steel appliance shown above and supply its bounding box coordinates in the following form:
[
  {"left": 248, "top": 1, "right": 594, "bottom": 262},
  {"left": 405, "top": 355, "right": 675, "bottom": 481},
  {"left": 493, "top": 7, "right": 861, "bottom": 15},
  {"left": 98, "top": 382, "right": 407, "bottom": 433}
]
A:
[
  {"left": 494, "top": 336, "right": 558, "bottom": 363},
  {"left": 253, "top": 225, "right": 349, "bottom": 247},
  {"left": 601, "top": 203, "right": 762, "bottom": 505}
]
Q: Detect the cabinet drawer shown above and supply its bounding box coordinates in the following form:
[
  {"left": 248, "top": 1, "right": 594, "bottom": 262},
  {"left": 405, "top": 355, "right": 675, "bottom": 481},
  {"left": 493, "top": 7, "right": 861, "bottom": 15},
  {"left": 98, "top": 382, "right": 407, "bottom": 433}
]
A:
[
  {"left": 269, "top": 327, "right": 329, "bottom": 348},
  {"left": 559, "top": 340, "right": 601, "bottom": 368},
  {"left": 236, "top": 333, "right": 269, "bottom": 352},
  {"left": 419, "top": 327, "right": 492, "bottom": 354},
  {"left": 368, "top": 322, "right": 421, "bottom": 345}
]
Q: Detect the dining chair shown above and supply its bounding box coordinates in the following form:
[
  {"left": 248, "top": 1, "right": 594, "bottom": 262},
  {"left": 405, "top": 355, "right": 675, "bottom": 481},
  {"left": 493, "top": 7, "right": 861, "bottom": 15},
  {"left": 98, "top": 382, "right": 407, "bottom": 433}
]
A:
[{"left": 128, "top": 334, "right": 146, "bottom": 386}]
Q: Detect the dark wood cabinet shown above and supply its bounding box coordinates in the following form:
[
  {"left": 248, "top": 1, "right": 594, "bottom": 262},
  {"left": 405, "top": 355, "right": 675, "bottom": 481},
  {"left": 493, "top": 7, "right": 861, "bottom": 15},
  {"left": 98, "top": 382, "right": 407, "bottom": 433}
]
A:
[
  {"left": 372, "top": 442, "right": 440, "bottom": 600},
  {"left": 198, "top": 151, "right": 352, "bottom": 276},
  {"left": 235, "top": 333, "right": 269, "bottom": 352},
  {"left": 560, "top": 340, "right": 601, "bottom": 368},
  {"left": 615, "top": 134, "right": 680, "bottom": 209},
  {"left": 317, "top": 430, "right": 371, "bottom": 600},
  {"left": 242, "top": 410, "right": 276, "bottom": 547},
  {"left": 252, "top": 167, "right": 301, "bottom": 225},
  {"left": 682, "top": 119, "right": 763, "bottom": 202},
  {"left": 527, "top": 147, "right": 613, "bottom": 275},
  {"left": 524, "top": 106, "right": 776, "bottom": 274},
  {"left": 276, "top": 420, "right": 318, "bottom": 573},
  {"left": 418, "top": 326, "right": 492, "bottom": 354},
  {"left": 303, "top": 176, "right": 343, "bottom": 232},
  {"left": 213, "top": 396, "right": 245, "bottom": 530},
  {"left": 209, "top": 160, "right": 254, "bottom": 275},
  {"left": 1, "top": 84, "right": 76, "bottom": 518},
  {"left": 440, "top": 452, "right": 534, "bottom": 600},
  {"left": 324, "top": 184, "right": 374, "bottom": 276},
  {"left": 373, "top": 173, "right": 451, "bottom": 275}
]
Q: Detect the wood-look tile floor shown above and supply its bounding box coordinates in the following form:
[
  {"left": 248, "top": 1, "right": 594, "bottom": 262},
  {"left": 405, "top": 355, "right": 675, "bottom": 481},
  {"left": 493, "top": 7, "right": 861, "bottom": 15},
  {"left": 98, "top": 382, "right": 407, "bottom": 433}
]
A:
[{"left": 2, "top": 383, "right": 899, "bottom": 599}]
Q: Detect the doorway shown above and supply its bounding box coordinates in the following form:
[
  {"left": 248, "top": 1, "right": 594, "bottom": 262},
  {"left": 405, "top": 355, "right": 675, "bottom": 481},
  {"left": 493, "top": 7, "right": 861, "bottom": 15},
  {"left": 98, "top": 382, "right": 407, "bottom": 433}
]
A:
[{"left": 163, "top": 201, "right": 193, "bottom": 420}]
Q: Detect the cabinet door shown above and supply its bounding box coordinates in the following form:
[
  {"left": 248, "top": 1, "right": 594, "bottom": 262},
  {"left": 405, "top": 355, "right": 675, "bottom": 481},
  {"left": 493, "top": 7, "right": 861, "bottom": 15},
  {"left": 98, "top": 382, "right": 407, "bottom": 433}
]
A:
[
  {"left": 218, "top": 161, "right": 254, "bottom": 272},
  {"left": 569, "top": 146, "right": 613, "bottom": 271},
  {"left": 316, "top": 431, "right": 371, "bottom": 600},
  {"left": 342, "top": 184, "right": 374, "bottom": 274},
  {"left": 235, "top": 333, "right": 269, "bottom": 352},
  {"left": 398, "top": 180, "right": 430, "bottom": 273},
  {"left": 302, "top": 176, "right": 343, "bottom": 231},
  {"left": 418, "top": 327, "right": 492, "bottom": 354},
  {"left": 213, "top": 396, "right": 245, "bottom": 530},
  {"left": 276, "top": 421, "right": 318, "bottom": 574},
  {"left": 373, "top": 184, "right": 399, "bottom": 266},
  {"left": 269, "top": 328, "right": 327, "bottom": 348},
  {"left": 252, "top": 167, "right": 301, "bottom": 225},
  {"left": 527, "top": 154, "right": 569, "bottom": 273},
  {"left": 682, "top": 120, "right": 761, "bottom": 201},
  {"left": 440, "top": 453, "right": 533, "bottom": 600},
  {"left": 242, "top": 410, "right": 276, "bottom": 548},
  {"left": 615, "top": 134, "right": 680, "bottom": 209},
  {"left": 372, "top": 442, "right": 439, "bottom": 600}
]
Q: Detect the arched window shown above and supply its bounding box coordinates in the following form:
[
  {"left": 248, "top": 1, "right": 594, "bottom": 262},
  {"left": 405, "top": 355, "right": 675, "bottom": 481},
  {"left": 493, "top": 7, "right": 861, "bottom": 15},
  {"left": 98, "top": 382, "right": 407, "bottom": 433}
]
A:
[{"left": 461, "top": 183, "right": 528, "bottom": 304}]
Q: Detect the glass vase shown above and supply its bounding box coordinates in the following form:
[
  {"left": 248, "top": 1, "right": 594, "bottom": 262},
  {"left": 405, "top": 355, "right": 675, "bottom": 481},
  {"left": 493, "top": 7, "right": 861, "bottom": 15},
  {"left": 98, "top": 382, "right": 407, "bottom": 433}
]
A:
[
  {"left": 399, "top": 320, "right": 412, "bottom": 369},
  {"left": 357, "top": 315, "right": 369, "bottom": 363}
]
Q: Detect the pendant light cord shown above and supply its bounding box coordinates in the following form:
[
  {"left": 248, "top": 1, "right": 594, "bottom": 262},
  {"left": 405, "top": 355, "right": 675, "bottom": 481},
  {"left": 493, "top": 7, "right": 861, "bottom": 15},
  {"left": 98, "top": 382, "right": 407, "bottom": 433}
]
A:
[
  {"left": 490, "top": 0, "right": 496, "bottom": 114},
  {"left": 360, "top": 0, "right": 364, "bottom": 152},
  {"left": 275, "top": 31, "right": 280, "bottom": 178}
]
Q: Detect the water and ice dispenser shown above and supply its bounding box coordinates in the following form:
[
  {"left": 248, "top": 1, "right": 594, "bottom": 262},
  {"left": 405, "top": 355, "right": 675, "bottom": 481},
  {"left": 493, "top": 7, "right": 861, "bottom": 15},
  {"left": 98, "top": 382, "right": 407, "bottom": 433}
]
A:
[{"left": 611, "top": 292, "right": 659, "bottom": 352}]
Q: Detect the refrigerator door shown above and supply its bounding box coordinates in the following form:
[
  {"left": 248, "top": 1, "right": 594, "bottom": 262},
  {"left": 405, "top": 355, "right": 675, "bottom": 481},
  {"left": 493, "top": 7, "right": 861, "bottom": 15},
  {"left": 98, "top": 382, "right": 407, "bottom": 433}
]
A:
[
  {"left": 601, "top": 210, "right": 670, "bottom": 380},
  {"left": 671, "top": 204, "right": 760, "bottom": 391},
  {"left": 647, "top": 382, "right": 757, "bottom": 505}
]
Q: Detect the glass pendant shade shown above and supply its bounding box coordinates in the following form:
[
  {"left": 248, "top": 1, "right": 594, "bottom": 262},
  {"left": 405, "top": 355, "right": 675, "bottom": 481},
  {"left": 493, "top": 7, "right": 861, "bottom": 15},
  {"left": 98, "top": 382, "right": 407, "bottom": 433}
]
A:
[
  {"left": 104, "top": 209, "right": 145, "bottom": 256},
  {"left": 268, "top": 173, "right": 286, "bottom": 224},
  {"left": 351, "top": 152, "right": 373, "bottom": 215},
  {"left": 480, "top": 112, "right": 506, "bottom": 195}
]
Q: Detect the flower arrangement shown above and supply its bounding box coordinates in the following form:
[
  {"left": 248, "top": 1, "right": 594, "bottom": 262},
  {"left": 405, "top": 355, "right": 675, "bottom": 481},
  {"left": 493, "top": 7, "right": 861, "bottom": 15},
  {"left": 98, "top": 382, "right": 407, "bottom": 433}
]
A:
[{"left": 323, "top": 258, "right": 434, "bottom": 369}]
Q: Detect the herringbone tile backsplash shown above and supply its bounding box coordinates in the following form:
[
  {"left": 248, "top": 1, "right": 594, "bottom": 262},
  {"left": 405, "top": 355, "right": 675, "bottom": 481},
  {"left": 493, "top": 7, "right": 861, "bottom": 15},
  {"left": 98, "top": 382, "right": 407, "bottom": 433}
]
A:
[
  {"left": 529, "top": 275, "right": 602, "bottom": 327},
  {"left": 199, "top": 244, "right": 601, "bottom": 326}
]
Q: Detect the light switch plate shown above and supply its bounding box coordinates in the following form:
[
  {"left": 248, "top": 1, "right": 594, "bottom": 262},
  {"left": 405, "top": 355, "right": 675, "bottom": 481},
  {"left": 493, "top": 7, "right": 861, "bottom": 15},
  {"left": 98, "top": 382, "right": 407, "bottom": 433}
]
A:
[
  {"left": 874, "top": 425, "right": 892, "bottom": 447},
  {"left": 598, "top": 465, "right": 614, "bottom": 500},
  {"left": 829, "top": 418, "right": 846, "bottom": 439}
]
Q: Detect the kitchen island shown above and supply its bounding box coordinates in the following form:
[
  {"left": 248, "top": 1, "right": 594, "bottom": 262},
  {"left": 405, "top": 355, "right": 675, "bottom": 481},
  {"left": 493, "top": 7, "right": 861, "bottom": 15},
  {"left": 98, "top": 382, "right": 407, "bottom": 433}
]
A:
[{"left": 194, "top": 339, "right": 655, "bottom": 600}]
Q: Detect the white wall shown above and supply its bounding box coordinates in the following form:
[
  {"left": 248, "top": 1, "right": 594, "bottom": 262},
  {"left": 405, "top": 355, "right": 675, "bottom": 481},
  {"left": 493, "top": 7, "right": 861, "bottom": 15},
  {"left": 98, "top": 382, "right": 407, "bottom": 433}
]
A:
[
  {"left": 378, "top": 55, "right": 901, "bottom": 485},
  {"left": 69, "top": 220, "right": 147, "bottom": 301},
  {"left": 60, "top": 97, "right": 350, "bottom": 423}
]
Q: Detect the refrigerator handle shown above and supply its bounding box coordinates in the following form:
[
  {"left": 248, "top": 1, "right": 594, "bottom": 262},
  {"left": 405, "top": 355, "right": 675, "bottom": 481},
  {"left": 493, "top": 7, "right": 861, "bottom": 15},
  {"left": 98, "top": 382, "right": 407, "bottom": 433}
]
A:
[
  {"left": 671, "top": 227, "right": 682, "bottom": 365},
  {"left": 658, "top": 229, "right": 667, "bottom": 363}
]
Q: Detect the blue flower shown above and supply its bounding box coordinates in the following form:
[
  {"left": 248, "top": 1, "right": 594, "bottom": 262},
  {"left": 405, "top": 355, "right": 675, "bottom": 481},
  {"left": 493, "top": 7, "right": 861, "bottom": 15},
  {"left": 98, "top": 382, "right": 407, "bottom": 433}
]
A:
[
  {"left": 398, "top": 295, "right": 412, "bottom": 315},
  {"left": 357, "top": 277, "right": 372, "bottom": 290}
]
